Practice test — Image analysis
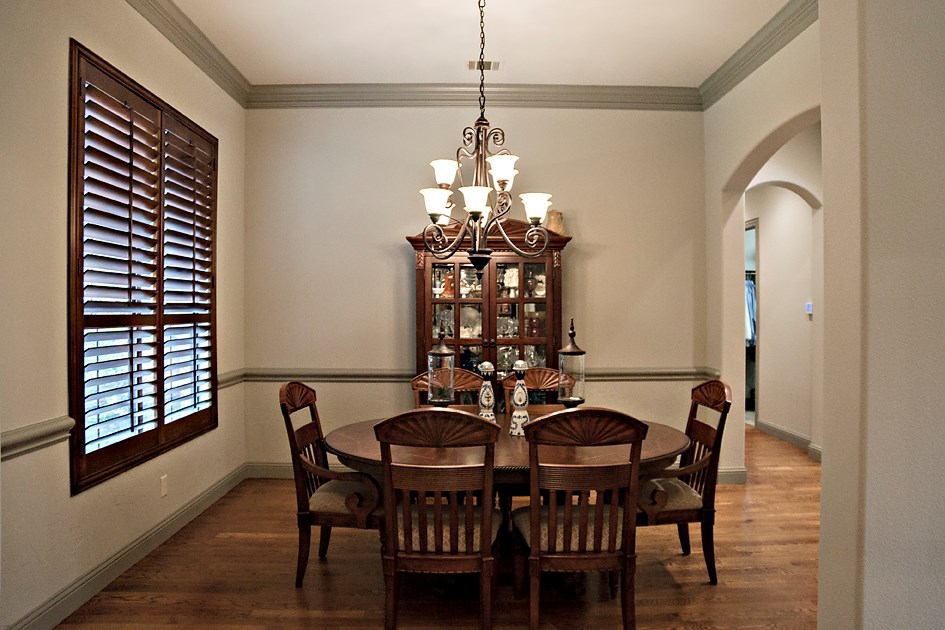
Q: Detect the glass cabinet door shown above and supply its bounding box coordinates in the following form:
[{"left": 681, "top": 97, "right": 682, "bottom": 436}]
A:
[
  {"left": 430, "top": 262, "right": 484, "bottom": 372},
  {"left": 492, "top": 258, "right": 550, "bottom": 379}
]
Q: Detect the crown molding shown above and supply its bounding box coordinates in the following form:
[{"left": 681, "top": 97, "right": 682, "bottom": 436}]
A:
[
  {"left": 125, "top": 0, "right": 251, "bottom": 106},
  {"left": 246, "top": 83, "right": 704, "bottom": 111},
  {"left": 700, "top": 0, "right": 818, "bottom": 108},
  {"left": 129, "top": 0, "right": 816, "bottom": 113}
]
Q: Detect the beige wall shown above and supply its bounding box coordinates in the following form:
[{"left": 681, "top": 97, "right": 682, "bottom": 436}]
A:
[
  {"left": 855, "top": 0, "right": 945, "bottom": 626},
  {"left": 242, "top": 106, "right": 708, "bottom": 463},
  {"left": 819, "top": 1, "right": 945, "bottom": 627},
  {"left": 745, "top": 185, "right": 815, "bottom": 440},
  {"left": 745, "top": 123, "right": 823, "bottom": 450},
  {"left": 703, "top": 22, "right": 822, "bottom": 479},
  {"left": 0, "top": 1, "right": 246, "bottom": 626}
]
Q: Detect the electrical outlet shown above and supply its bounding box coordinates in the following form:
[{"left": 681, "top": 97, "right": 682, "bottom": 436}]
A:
[{"left": 160, "top": 475, "right": 168, "bottom": 497}]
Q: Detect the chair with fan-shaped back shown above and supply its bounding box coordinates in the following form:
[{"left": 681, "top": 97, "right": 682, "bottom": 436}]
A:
[
  {"left": 637, "top": 380, "right": 732, "bottom": 585},
  {"left": 511, "top": 407, "right": 649, "bottom": 630},
  {"left": 374, "top": 407, "right": 501, "bottom": 630},
  {"left": 410, "top": 367, "right": 484, "bottom": 407},
  {"left": 501, "top": 367, "right": 573, "bottom": 410},
  {"left": 279, "top": 381, "right": 383, "bottom": 587}
]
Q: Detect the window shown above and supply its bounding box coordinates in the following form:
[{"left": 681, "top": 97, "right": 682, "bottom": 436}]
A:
[{"left": 68, "top": 40, "right": 218, "bottom": 493}]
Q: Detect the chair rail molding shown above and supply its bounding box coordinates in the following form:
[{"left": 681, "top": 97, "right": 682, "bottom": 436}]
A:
[{"left": 1, "top": 416, "right": 75, "bottom": 462}]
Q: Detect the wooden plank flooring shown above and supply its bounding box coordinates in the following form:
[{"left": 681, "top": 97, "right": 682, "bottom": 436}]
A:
[{"left": 60, "top": 427, "right": 819, "bottom": 629}]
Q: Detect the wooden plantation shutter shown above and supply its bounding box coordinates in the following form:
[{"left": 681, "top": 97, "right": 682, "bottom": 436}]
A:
[{"left": 69, "top": 41, "right": 217, "bottom": 493}]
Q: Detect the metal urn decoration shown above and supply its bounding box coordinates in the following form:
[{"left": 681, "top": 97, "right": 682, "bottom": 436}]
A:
[
  {"left": 509, "top": 359, "right": 530, "bottom": 436},
  {"left": 477, "top": 361, "right": 496, "bottom": 422}
]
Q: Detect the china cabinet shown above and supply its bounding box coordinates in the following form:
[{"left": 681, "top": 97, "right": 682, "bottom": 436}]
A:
[{"left": 407, "top": 219, "right": 571, "bottom": 380}]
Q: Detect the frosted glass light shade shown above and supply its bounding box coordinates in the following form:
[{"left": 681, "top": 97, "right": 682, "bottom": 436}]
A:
[
  {"left": 489, "top": 169, "right": 518, "bottom": 191},
  {"left": 486, "top": 155, "right": 519, "bottom": 188},
  {"left": 520, "top": 193, "right": 552, "bottom": 223},
  {"left": 459, "top": 186, "right": 492, "bottom": 213},
  {"left": 430, "top": 159, "right": 458, "bottom": 187},
  {"left": 420, "top": 188, "right": 453, "bottom": 219}
]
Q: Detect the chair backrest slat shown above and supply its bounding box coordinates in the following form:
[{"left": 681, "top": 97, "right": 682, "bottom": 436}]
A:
[
  {"left": 376, "top": 408, "right": 499, "bottom": 558},
  {"left": 525, "top": 407, "right": 648, "bottom": 557}
]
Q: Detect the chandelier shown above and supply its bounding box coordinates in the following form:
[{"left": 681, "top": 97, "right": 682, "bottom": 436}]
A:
[{"left": 419, "top": 0, "right": 552, "bottom": 275}]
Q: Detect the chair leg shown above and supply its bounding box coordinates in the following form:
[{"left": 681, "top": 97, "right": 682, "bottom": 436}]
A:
[
  {"left": 608, "top": 569, "right": 619, "bottom": 599},
  {"left": 512, "top": 535, "right": 527, "bottom": 599},
  {"left": 383, "top": 558, "right": 398, "bottom": 630},
  {"left": 676, "top": 522, "right": 691, "bottom": 555},
  {"left": 529, "top": 558, "right": 540, "bottom": 630},
  {"left": 296, "top": 524, "right": 311, "bottom": 588},
  {"left": 318, "top": 525, "right": 332, "bottom": 558},
  {"left": 621, "top": 557, "right": 637, "bottom": 630},
  {"left": 701, "top": 518, "right": 718, "bottom": 585},
  {"left": 481, "top": 558, "right": 494, "bottom": 630}
]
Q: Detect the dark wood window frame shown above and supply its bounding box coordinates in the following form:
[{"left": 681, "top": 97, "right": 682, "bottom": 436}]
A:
[{"left": 68, "top": 40, "right": 218, "bottom": 494}]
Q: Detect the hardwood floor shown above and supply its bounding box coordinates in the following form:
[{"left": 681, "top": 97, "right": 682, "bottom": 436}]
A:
[{"left": 60, "top": 427, "right": 820, "bottom": 629}]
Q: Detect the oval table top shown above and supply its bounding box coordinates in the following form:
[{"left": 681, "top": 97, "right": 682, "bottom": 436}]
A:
[{"left": 324, "top": 404, "right": 690, "bottom": 486}]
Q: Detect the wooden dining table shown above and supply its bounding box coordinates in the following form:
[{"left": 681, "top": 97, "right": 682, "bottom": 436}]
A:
[{"left": 324, "top": 404, "right": 690, "bottom": 487}]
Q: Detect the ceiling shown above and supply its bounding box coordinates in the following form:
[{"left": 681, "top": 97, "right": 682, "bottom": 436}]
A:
[{"left": 170, "top": 0, "right": 791, "bottom": 89}]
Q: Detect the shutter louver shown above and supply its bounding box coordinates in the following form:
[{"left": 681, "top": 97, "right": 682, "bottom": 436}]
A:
[
  {"left": 163, "top": 323, "right": 213, "bottom": 423},
  {"left": 163, "top": 121, "right": 214, "bottom": 315},
  {"left": 81, "top": 77, "right": 160, "bottom": 316},
  {"left": 83, "top": 326, "right": 158, "bottom": 453}
]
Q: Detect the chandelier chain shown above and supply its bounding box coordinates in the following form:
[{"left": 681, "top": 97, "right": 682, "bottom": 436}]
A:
[{"left": 478, "top": 0, "right": 486, "bottom": 118}]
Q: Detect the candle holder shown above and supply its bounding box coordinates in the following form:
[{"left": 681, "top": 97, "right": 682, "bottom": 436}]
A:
[
  {"left": 427, "top": 327, "right": 454, "bottom": 407},
  {"left": 558, "top": 319, "right": 586, "bottom": 408}
]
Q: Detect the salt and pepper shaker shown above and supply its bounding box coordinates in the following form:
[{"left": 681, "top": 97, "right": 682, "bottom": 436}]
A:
[
  {"left": 509, "top": 360, "right": 529, "bottom": 436},
  {"left": 477, "top": 361, "right": 496, "bottom": 422}
]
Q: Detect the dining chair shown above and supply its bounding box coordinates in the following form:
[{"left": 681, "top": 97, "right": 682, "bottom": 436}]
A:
[
  {"left": 501, "top": 366, "right": 573, "bottom": 410},
  {"left": 410, "top": 367, "right": 484, "bottom": 407},
  {"left": 637, "top": 379, "right": 732, "bottom": 584},
  {"left": 374, "top": 407, "right": 501, "bottom": 630},
  {"left": 510, "top": 407, "right": 649, "bottom": 630},
  {"left": 278, "top": 381, "right": 383, "bottom": 587}
]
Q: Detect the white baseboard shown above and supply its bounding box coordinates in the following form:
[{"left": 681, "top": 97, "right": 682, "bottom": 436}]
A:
[{"left": 718, "top": 467, "right": 748, "bottom": 484}]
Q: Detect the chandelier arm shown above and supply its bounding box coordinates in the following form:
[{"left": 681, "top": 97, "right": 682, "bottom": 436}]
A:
[
  {"left": 480, "top": 192, "right": 550, "bottom": 258},
  {"left": 422, "top": 220, "right": 472, "bottom": 259}
]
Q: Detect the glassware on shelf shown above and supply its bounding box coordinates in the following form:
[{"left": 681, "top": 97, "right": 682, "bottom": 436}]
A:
[
  {"left": 523, "top": 303, "right": 546, "bottom": 337},
  {"left": 459, "top": 305, "right": 482, "bottom": 339},
  {"left": 496, "top": 264, "right": 519, "bottom": 298},
  {"left": 433, "top": 305, "right": 454, "bottom": 337},
  {"left": 496, "top": 303, "right": 519, "bottom": 339},
  {"left": 524, "top": 344, "right": 546, "bottom": 368},
  {"left": 524, "top": 263, "right": 545, "bottom": 298},
  {"left": 460, "top": 265, "right": 482, "bottom": 298},
  {"left": 497, "top": 345, "right": 517, "bottom": 373}
]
